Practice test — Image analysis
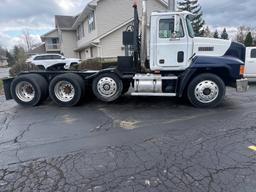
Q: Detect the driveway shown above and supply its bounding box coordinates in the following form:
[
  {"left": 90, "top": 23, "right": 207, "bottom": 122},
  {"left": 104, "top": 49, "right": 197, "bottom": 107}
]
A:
[{"left": 0, "top": 88, "right": 256, "bottom": 192}]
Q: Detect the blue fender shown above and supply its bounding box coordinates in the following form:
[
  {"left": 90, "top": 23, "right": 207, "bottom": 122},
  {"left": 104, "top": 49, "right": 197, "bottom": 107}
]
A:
[{"left": 177, "top": 55, "right": 243, "bottom": 97}]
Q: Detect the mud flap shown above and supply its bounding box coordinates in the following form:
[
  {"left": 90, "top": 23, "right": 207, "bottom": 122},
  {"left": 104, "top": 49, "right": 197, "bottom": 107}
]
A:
[{"left": 3, "top": 78, "right": 14, "bottom": 100}]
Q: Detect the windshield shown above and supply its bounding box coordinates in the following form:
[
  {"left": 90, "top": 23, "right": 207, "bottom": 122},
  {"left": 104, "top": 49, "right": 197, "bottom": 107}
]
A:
[{"left": 186, "top": 16, "right": 195, "bottom": 38}]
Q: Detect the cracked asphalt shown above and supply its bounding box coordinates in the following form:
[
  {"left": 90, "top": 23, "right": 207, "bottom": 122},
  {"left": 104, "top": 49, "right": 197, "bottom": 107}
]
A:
[{"left": 0, "top": 85, "right": 256, "bottom": 192}]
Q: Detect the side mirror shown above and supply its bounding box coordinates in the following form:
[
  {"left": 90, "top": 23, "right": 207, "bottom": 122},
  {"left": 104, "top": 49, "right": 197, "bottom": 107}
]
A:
[
  {"left": 61, "top": 57, "right": 66, "bottom": 60},
  {"left": 170, "top": 31, "right": 181, "bottom": 40}
]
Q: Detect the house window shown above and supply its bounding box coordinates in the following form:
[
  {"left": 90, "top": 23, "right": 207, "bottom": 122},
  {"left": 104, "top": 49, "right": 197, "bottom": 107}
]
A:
[
  {"left": 88, "top": 12, "right": 95, "bottom": 33},
  {"left": 77, "top": 23, "right": 84, "bottom": 40}
]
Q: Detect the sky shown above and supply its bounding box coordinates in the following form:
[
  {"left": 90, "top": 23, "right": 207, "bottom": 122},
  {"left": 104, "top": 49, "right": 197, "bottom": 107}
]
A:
[{"left": 0, "top": 0, "right": 256, "bottom": 50}]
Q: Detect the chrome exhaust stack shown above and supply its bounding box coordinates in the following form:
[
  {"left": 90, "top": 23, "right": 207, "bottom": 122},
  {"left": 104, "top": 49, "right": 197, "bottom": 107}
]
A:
[
  {"left": 140, "top": 0, "right": 148, "bottom": 72},
  {"left": 168, "top": 0, "right": 176, "bottom": 11}
]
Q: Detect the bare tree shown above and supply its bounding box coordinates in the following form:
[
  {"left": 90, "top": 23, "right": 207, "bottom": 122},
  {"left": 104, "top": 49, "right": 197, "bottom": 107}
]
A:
[
  {"left": 203, "top": 26, "right": 211, "bottom": 37},
  {"left": 22, "top": 29, "right": 34, "bottom": 51},
  {"left": 236, "top": 26, "right": 251, "bottom": 44},
  {"left": 0, "top": 46, "right": 6, "bottom": 56}
]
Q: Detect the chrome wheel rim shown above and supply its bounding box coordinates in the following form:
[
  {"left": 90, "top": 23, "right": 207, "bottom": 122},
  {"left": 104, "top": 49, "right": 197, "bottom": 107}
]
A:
[
  {"left": 15, "top": 81, "right": 35, "bottom": 102},
  {"left": 54, "top": 81, "right": 75, "bottom": 102},
  {"left": 97, "top": 77, "right": 117, "bottom": 98},
  {"left": 194, "top": 80, "right": 219, "bottom": 104}
]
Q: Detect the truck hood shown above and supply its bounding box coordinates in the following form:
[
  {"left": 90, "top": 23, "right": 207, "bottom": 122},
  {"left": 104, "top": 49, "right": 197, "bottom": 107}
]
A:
[{"left": 193, "top": 37, "right": 232, "bottom": 57}]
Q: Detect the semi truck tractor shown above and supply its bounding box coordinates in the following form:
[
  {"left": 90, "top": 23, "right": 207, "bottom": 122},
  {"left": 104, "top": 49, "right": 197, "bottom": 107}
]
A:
[{"left": 2, "top": 0, "right": 248, "bottom": 108}]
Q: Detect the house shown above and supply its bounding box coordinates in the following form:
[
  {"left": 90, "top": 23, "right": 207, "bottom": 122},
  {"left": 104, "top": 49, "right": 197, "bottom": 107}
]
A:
[
  {"left": 34, "top": 0, "right": 173, "bottom": 60},
  {"left": 0, "top": 56, "right": 8, "bottom": 67}
]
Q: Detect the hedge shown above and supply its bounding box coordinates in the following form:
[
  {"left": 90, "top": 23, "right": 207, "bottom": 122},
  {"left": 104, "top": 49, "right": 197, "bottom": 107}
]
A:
[
  {"left": 9, "top": 63, "right": 39, "bottom": 77},
  {"left": 71, "top": 58, "right": 118, "bottom": 71}
]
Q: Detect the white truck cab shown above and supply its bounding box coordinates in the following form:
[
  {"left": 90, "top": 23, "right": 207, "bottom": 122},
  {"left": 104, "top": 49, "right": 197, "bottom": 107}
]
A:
[{"left": 150, "top": 11, "right": 233, "bottom": 71}]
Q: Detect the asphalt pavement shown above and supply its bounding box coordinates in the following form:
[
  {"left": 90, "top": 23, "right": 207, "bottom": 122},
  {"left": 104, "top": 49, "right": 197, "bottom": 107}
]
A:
[{"left": 0, "top": 87, "right": 256, "bottom": 192}]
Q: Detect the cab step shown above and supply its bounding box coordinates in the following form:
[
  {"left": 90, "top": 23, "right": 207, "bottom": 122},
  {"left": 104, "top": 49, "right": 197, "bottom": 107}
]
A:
[{"left": 131, "top": 92, "right": 176, "bottom": 97}]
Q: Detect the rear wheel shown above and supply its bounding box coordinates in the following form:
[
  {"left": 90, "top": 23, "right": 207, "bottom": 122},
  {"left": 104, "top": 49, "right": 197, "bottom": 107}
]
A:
[
  {"left": 49, "top": 73, "right": 85, "bottom": 107},
  {"left": 92, "top": 73, "right": 123, "bottom": 102},
  {"left": 11, "top": 74, "right": 48, "bottom": 106},
  {"left": 187, "top": 73, "right": 226, "bottom": 108}
]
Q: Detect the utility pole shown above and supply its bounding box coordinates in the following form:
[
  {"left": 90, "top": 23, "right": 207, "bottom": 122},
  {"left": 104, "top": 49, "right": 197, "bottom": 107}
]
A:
[{"left": 168, "top": 0, "right": 176, "bottom": 11}]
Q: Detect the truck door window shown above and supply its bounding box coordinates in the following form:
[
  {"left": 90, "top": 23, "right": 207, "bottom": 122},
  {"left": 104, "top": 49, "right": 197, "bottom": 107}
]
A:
[
  {"left": 159, "top": 19, "right": 174, "bottom": 38},
  {"left": 251, "top": 49, "right": 256, "bottom": 58},
  {"left": 186, "top": 16, "right": 195, "bottom": 38},
  {"left": 159, "top": 18, "right": 184, "bottom": 39},
  {"left": 177, "top": 19, "right": 185, "bottom": 38}
]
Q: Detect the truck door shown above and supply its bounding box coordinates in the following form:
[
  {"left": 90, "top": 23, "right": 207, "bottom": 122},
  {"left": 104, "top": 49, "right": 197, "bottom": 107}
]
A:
[
  {"left": 156, "top": 15, "right": 189, "bottom": 69},
  {"left": 245, "top": 47, "right": 256, "bottom": 77}
]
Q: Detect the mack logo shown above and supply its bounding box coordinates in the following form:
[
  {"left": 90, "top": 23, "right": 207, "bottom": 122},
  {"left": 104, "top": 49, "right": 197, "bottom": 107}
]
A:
[{"left": 198, "top": 47, "right": 214, "bottom": 52}]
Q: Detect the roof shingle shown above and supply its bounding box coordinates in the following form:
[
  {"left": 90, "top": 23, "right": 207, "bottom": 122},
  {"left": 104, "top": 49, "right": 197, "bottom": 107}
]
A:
[{"left": 55, "top": 15, "right": 78, "bottom": 29}]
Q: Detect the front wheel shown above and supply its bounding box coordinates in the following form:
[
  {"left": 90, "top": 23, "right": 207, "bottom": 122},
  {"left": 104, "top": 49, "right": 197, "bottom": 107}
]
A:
[
  {"left": 187, "top": 73, "right": 226, "bottom": 108},
  {"left": 92, "top": 73, "right": 123, "bottom": 102}
]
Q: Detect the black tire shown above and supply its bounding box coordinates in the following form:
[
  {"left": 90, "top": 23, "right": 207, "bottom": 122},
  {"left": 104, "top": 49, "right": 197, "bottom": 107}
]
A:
[
  {"left": 92, "top": 73, "right": 123, "bottom": 102},
  {"left": 187, "top": 73, "right": 226, "bottom": 108},
  {"left": 11, "top": 74, "right": 48, "bottom": 106},
  {"left": 49, "top": 73, "right": 85, "bottom": 107}
]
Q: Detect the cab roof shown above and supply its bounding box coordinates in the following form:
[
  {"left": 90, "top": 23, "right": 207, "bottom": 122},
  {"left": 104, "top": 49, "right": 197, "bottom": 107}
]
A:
[{"left": 151, "top": 11, "right": 194, "bottom": 17}]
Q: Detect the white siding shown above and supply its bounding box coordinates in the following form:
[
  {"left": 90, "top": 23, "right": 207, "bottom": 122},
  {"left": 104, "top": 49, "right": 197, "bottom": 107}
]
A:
[
  {"left": 96, "top": 0, "right": 133, "bottom": 37},
  {"left": 76, "top": 15, "right": 98, "bottom": 49},
  {"left": 100, "top": 25, "right": 128, "bottom": 58},
  {"left": 78, "top": 50, "right": 86, "bottom": 60},
  {"left": 92, "top": 47, "right": 98, "bottom": 58},
  {"left": 61, "top": 31, "right": 77, "bottom": 58},
  {"left": 78, "top": 46, "right": 98, "bottom": 60},
  {"left": 44, "top": 30, "right": 59, "bottom": 38},
  {"left": 96, "top": 0, "right": 167, "bottom": 37}
]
